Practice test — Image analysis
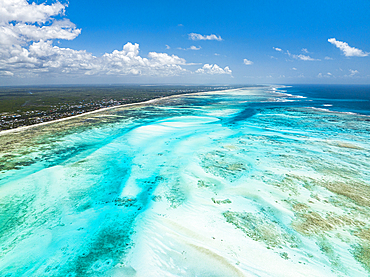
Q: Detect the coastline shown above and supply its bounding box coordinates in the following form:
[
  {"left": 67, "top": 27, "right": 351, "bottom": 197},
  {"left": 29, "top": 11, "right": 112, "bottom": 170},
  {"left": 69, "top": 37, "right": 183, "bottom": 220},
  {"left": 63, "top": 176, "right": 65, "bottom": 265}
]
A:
[
  {"left": 1, "top": 84, "right": 370, "bottom": 276},
  {"left": 0, "top": 87, "right": 253, "bottom": 136}
]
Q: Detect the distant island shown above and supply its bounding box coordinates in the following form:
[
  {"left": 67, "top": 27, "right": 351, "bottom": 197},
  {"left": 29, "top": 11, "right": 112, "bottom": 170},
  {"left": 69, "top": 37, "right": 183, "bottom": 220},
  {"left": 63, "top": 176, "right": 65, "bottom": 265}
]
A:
[{"left": 0, "top": 85, "right": 242, "bottom": 131}]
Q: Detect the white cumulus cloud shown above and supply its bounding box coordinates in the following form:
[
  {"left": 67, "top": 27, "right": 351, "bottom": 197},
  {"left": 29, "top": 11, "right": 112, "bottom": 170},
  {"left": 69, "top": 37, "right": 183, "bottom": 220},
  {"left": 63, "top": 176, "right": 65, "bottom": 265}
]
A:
[
  {"left": 0, "top": 0, "right": 65, "bottom": 24},
  {"left": 0, "top": 0, "right": 80, "bottom": 53},
  {"left": 188, "top": 33, "right": 222, "bottom": 41},
  {"left": 5, "top": 20, "right": 81, "bottom": 44},
  {"left": 0, "top": 40, "right": 189, "bottom": 77},
  {"left": 243, "top": 59, "right": 253, "bottom": 65},
  {"left": 189, "top": 45, "right": 201, "bottom": 50},
  {"left": 195, "top": 64, "right": 232, "bottom": 75},
  {"left": 1, "top": 41, "right": 189, "bottom": 77},
  {"left": 273, "top": 47, "right": 282, "bottom": 52},
  {"left": 328, "top": 38, "right": 369, "bottom": 57},
  {"left": 0, "top": 1, "right": 229, "bottom": 79}
]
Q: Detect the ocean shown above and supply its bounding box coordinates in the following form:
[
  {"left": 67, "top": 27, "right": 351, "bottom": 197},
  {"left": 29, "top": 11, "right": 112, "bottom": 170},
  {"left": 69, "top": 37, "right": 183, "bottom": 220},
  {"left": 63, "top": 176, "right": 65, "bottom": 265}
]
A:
[{"left": 0, "top": 85, "right": 369, "bottom": 276}]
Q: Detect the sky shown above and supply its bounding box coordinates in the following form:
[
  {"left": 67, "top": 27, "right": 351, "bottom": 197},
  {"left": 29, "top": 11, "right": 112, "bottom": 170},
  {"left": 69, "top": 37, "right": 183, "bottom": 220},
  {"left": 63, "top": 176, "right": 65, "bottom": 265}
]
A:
[{"left": 0, "top": 0, "right": 369, "bottom": 85}]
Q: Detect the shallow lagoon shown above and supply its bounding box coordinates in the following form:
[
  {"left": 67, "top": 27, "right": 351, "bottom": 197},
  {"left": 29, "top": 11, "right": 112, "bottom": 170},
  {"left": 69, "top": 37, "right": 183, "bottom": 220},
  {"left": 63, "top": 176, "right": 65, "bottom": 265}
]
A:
[{"left": 1, "top": 86, "right": 370, "bottom": 276}]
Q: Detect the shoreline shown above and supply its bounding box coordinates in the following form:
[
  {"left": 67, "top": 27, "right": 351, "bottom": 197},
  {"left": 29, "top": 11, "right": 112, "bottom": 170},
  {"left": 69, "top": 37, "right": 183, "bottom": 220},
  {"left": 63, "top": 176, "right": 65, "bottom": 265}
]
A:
[{"left": 0, "top": 87, "right": 252, "bottom": 136}]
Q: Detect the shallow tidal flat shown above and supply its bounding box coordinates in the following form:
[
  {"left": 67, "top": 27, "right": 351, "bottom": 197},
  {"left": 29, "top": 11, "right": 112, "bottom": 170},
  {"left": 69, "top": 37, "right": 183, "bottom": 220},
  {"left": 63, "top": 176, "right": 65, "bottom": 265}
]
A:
[{"left": 1, "top": 87, "right": 370, "bottom": 276}]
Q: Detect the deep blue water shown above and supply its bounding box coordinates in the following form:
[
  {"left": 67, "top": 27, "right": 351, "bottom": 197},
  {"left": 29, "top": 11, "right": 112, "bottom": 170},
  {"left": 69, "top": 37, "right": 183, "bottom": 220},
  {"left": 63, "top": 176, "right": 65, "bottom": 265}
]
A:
[{"left": 285, "top": 84, "right": 370, "bottom": 115}]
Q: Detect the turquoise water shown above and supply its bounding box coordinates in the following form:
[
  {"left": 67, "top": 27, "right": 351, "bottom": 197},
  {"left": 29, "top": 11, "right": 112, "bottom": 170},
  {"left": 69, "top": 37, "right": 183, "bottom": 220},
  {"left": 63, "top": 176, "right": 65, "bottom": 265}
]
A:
[{"left": 1, "top": 86, "right": 370, "bottom": 276}]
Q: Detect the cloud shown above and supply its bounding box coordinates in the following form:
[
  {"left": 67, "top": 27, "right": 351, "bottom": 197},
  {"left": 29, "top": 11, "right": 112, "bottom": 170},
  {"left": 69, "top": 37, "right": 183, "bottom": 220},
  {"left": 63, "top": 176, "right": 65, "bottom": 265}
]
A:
[
  {"left": 165, "top": 45, "right": 170, "bottom": 49},
  {"left": 3, "top": 20, "right": 81, "bottom": 44},
  {"left": 147, "top": 51, "right": 186, "bottom": 65},
  {"left": 301, "top": 48, "right": 309, "bottom": 54},
  {"left": 278, "top": 48, "right": 319, "bottom": 61},
  {"left": 288, "top": 52, "right": 319, "bottom": 61},
  {"left": 0, "top": 70, "right": 14, "bottom": 76},
  {"left": 349, "top": 69, "right": 359, "bottom": 76},
  {"left": 243, "top": 59, "right": 253, "bottom": 65},
  {"left": 273, "top": 47, "right": 282, "bottom": 52},
  {"left": 0, "top": 0, "right": 65, "bottom": 24},
  {"left": 292, "top": 67, "right": 297, "bottom": 70},
  {"left": 318, "top": 72, "right": 333, "bottom": 78},
  {"left": 0, "top": 40, "right": 188, "bottom": 77},
  {"left": 0, "top": 2, "right": 188, "bottom": 78},
  {"left": 0, "top": 1, "right": 85, "bottom": 77},
  {"left": 1, "top": 1, "right": 227, "bottom": 78},
  {"left": 328, "top": 38, "right": 369, "bottom": 57},
  {"left": 293, "top": 54, "right": 317, "bottom": 61},
  {"left": 177, "top": 46, "right": 201, "bottom": 50},
  {"left": 189, "top": 45, "right": 201, "bottom": 50},
  {"left": 324, "top": 56, "right": 333, "bottom": 60},
  {"left": 195, "top": 64, "right": 232, "bottom": 75},
  {"left": 188, "top": 33, "right": 222, "bottom": 41},
  {"left": 286, "top": 51, "right": 318, "bottom": 61},
  {"left": 1, "top": 42, "right": 189, "bottom": 77},
  {"left": 0, "top": 1, "right": 232, "bottom": 79},
  {"left": 0, "top": 0, "right": 80, "bottom": 49}
]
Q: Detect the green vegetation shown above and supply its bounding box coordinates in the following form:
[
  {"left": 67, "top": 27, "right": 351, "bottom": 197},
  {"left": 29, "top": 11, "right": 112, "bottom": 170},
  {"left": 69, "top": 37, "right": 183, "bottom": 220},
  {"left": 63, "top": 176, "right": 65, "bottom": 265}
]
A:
[{"left": 0, "top": 85, "right": 240, "bottom": 130}]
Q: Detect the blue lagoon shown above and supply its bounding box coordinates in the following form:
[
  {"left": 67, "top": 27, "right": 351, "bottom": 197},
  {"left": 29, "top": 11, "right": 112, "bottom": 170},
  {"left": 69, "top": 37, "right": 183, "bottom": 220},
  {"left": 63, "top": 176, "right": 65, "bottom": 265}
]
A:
[{"left": 1, "top": 85, "right": 370, "bottom": 276}]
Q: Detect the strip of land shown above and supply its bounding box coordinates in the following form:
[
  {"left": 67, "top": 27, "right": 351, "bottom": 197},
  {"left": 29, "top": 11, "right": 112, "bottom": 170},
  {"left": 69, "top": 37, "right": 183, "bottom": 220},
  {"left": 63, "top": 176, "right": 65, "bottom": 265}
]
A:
[{"left": 0, "top": 85, "right": 243, "bottom": 131}]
